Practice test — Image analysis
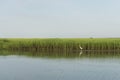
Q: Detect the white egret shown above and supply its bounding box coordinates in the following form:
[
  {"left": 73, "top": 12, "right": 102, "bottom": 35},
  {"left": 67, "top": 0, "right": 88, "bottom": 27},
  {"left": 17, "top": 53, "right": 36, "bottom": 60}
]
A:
[{"left": 79, "top": 45, "right": 83, "bottom": 50}]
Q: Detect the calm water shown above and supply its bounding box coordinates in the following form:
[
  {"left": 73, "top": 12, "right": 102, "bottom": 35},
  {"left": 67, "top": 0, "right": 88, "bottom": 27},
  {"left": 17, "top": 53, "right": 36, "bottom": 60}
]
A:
[{"left": 0, "top": 50, "right": 120, "bottom": 80}]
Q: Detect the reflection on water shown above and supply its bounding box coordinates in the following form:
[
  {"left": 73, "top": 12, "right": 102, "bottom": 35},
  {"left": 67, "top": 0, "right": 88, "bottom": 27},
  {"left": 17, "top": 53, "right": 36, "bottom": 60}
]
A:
[
  {"left": 0, "top": 50, "right": 120, "bottom": 80},
  {"left": 0, "top": 50, "right": 120, "bottom": 59}
]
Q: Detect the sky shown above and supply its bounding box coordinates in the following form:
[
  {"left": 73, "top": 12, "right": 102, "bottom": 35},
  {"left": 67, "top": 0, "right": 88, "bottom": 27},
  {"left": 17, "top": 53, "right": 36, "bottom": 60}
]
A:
[{"left": 0, "top": 0, "right": 120, "bottom": 38}]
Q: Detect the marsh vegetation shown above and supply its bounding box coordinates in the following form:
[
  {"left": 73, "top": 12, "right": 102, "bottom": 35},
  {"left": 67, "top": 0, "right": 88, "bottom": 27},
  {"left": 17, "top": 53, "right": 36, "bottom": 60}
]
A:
[{"left": 0, "top": 38, "right": 120, "bottom": 51}]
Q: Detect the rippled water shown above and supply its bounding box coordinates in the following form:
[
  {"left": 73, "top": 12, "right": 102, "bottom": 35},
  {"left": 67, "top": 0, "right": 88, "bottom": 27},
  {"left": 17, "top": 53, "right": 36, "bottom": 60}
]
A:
[{"left": 0, "top": 50, "right": 120, "bottom": 80}]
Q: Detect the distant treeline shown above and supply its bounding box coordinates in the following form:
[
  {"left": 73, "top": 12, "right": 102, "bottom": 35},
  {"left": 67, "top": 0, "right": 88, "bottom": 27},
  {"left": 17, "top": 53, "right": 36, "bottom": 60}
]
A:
[{"left": 0, "top": 38, "right": 120, "bottom": 51}]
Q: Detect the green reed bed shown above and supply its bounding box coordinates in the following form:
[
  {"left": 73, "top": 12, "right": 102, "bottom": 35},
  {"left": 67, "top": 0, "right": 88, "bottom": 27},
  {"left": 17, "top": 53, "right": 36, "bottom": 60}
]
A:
[{"left": 0, "top": 38, "right": 120, "bottom": 51}]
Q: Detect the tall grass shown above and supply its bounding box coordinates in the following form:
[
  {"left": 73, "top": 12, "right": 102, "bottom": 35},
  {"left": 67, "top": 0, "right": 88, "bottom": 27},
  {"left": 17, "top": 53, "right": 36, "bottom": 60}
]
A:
[{"left": 0, "top": 38, "right": 120, "bottom": 51}]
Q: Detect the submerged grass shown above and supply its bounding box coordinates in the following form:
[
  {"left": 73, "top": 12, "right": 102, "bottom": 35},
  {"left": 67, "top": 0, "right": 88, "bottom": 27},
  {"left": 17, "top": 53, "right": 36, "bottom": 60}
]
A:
[{"left": 0, "top": 38, "right": 120, "bottom": 51}]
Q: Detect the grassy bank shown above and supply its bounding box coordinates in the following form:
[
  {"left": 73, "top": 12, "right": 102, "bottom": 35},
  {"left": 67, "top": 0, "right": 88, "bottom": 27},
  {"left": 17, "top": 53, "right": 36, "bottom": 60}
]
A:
[{"left": 0, "top": 38, "right": 120, "bottom": 51}]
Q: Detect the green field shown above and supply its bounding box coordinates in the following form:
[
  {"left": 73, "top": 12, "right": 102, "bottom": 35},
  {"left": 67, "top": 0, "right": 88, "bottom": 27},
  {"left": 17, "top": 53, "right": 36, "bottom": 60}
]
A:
[{"left": 0, "top": 38, "right": 120, "bottom": 51}]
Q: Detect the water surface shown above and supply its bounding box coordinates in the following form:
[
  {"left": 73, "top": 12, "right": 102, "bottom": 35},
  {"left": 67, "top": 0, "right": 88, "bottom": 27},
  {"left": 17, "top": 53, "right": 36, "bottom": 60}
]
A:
[{"left": 0, "top": 50, "right": 120, "bottom": 80}]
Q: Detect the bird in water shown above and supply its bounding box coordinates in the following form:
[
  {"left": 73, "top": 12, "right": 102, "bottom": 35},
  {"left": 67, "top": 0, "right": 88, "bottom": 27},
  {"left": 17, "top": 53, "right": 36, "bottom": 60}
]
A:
[{"left": 79, "top": 45, "right": 83, "bottom": 50}]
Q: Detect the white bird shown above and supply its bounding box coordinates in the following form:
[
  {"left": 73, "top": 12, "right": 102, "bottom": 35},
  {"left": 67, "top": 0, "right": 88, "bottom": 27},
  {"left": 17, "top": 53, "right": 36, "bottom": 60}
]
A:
[{"left": 79, "top": 45, "right": 83, "bottom": 50}]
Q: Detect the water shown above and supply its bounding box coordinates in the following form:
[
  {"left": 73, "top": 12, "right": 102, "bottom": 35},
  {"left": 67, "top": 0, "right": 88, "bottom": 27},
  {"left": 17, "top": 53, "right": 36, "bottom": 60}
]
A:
[{"left": 0, "top": 50, "right": 120, "bottom": 80}]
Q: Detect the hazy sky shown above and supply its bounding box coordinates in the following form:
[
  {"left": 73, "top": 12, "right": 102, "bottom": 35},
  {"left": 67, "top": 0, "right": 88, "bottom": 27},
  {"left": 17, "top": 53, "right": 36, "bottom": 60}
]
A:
[{"left": 0, "top": 0, "right": 120, "bottom": 38}]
